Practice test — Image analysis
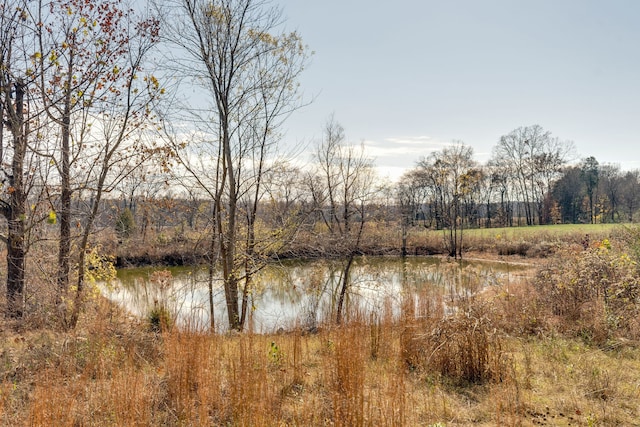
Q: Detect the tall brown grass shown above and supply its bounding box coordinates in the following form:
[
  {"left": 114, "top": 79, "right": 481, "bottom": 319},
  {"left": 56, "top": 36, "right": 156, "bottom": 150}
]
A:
[{"left": 2, "top": 290, "right": 639, "bottom": 425}]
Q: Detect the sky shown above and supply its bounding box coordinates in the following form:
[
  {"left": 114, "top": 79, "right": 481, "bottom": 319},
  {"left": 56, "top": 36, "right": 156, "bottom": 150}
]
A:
[{"left": 274, "top": 0, "right": 640, "bottom": 181}]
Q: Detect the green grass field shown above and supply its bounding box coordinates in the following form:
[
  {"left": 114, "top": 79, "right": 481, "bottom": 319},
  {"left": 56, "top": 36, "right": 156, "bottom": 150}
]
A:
[
  {"left": 408, "top": 222, "right": 632, "bottom": 257},
  {"left": 459, "top": 223, "right": 626, "bottom": 240}
]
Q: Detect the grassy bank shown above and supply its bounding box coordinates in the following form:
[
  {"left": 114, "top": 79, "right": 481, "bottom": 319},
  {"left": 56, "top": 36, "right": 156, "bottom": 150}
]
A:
[{"left": 111, "top": 222, "right": 628, "bottom": 266}]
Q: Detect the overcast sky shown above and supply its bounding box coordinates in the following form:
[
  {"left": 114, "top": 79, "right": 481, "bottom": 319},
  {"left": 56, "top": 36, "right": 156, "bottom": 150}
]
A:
[{"left": 274, "top": 0, "right": 640, "bottom": 181}]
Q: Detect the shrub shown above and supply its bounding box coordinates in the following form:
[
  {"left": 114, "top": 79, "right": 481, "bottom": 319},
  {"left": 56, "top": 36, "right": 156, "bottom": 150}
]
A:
[
  {"left": 403, "top": 301, "right": 507, "bottom": 385},
  {"left": 147, "top": 270, "right": 174, "bottom": 332},
  {"left": 534, "top": 242, "right": 640, "bottom": 343},
  {"left": 486, "top": 280, "right": 545, "bottom": 336},
  {"left": 497, "top": 241, "right": 530, "bottom": 256},
  {"left": 526, "top": 241, "right": 556, "bottom": 258},
  {"left": 148, "top": 304, "right": 173, "bottom": 333},
  {"left": 116, "top": 208, "right": 136, "bottom": 239}
]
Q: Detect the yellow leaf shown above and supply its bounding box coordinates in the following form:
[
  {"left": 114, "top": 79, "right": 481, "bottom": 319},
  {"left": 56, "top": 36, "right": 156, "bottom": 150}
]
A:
[{"left": 48, "top": 210, "right": 57, "bottom": 225}]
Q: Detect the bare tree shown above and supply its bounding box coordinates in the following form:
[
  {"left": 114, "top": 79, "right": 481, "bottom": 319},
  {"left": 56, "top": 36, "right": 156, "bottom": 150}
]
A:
[
  {"left": 310, "top": 118, "right": 375, "bottom": 324},
  {"left": 621, "top": 170, "right": 640, "bottom": 222},
  {"left": 0, "top": 53, "right": 28, "bottom": 317},
  {"left": 581, "top": 156, "right": 599, "bottom": 224},
  {"left": 261, "top": 163, "right": 307, "bottom": 230},
  {"left": 60, "top": 6, "right": 162, "bottom": 328},
  {"left": 417, "top": 142, "right": 478, "bottom": 258},
  {"left": 598, "top": 163, "right": 622, "bottom": 223},
  {"left": 486, "top": 159, "right": 513, "bottom": 227},
  {"left": 396, "top": 169, "right": 429, "bottom": 256},
  {"left": 492, "top": 125, "right": 573, "bottom": 225},
  {"left": 28, "top": 0, "right": 158, "bottom": 308},
  {"left": 0, "top": 0, "right": 44, "bottom": 318},
  {"left": 161, "top": 0, "right": 309, "bottom": 331},
  {"left": 2, "top": 0, "right": 161, "bottom": 326},
  {"left": 551, "top": 166, "right": 586, "bottom": 224}
]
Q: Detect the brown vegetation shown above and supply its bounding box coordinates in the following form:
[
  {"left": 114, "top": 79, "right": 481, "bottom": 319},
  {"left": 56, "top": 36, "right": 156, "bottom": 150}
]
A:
[
  {"left": 111, "top": 222, "right": 621, "bottom": 267},
  {"left": 2, "top": 229, "right": 640, "bottom": 425}
]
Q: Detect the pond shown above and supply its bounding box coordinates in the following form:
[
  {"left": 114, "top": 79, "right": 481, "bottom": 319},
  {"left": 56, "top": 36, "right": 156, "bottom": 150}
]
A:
[{"left": 105, "top": 256, "right": 529, "bottom": 333}]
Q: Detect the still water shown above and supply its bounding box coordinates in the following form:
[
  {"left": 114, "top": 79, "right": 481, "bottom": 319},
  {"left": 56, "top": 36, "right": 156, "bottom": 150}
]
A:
[{"left": 105, "top": 256, "right": 527, "bottom": 332}]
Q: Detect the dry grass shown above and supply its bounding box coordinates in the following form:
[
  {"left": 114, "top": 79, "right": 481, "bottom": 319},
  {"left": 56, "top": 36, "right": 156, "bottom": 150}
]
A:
[{"left": 0, "top": 283, "right": 638, "bottom": 426}]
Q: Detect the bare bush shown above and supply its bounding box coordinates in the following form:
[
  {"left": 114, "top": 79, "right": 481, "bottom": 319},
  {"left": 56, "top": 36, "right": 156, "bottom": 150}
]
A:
[
  {"left": 402, "top": 300, "right": 508, "bottom": 385},
  {"left": 534, "top": 242, "right": 640, "bottom": 343}
]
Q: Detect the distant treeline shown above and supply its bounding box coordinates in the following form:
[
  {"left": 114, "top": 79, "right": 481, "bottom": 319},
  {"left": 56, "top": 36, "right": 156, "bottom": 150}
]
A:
[{"left": 102, "top": 149, "right": 639, "bottom": 243}]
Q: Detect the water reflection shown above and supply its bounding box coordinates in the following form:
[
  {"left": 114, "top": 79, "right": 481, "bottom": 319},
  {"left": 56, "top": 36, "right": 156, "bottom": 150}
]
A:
[{"left": 105, "top": 257, "right": 524, "bottom": 333}]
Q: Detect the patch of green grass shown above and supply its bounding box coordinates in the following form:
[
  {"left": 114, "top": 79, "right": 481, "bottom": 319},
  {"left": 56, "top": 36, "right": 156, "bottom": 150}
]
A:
[
  {"left": 411, "top": 223, "right": 628, "bottom": 257},
  {"left": 454, "top": 223, "right": 624, "bottom": 240}
]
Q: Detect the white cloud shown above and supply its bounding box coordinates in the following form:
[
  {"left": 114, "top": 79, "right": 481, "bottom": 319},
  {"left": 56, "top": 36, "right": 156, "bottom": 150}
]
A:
[
  {"left": 384, "top": 136, "right": 447, "bottom": 146},
  {"left": 385, "top": 136, "right": 431, "bottom": 145},
  {"left": 359, "top": 136, "right": 457, "bottom": 161},
  {"left": 374, "top": 165, "right": 408, "bottom": 183}
]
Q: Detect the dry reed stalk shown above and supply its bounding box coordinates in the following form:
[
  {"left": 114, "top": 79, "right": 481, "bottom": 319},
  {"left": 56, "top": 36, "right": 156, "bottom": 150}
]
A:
[
  {"left": 327, "top": 323, "right": 367, "bottom": 427},
  {"left": 227, "top": 334, "right": 276, "bottom": 426},
  {"left": 100, "top": 367, "right": 155, "bottom": 426},
  {"left": 163, "top": 330, "right": 211, "bottom": 423},
  {"left": 27, "top": 376, "right": 80, "bottom": 426},
  {"left": 367, "top": 348, "right": 407, "bottom": 426}
]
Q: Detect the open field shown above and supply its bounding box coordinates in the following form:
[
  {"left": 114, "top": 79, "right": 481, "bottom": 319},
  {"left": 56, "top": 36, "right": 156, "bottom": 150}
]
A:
[
  {"left": 457, "top": 223, "right": 624, "bottom": 240},
  {"left": 415, "top": 223, "right": 627, "bottom": 259}
]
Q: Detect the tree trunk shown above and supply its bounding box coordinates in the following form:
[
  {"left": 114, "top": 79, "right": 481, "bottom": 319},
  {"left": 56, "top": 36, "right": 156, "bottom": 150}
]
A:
[
  {"left": 57, "top": 82, "right": 73, "bottom": 305},
  {"left": 6, "top": 216, "right": 26, "bottom": 318},
  {"left": 336, "top": 252, "right": 355, "bottom": 325},
  {"left": 240, "top": 217, "right": 257, "bottom": 329},
  {"left": 68, "top": 168, "right": 107, "bottom": 328},
  {"left": 219, "top": 188, "right": 241, "bottom": 330},
  {"left": 457, "top": 213, "right": 464, "bottom": 259},
  {"left": 336, "top": 214, "right": 366, "bottom": 325},
  {"left": 401, "top": 220, "right": 407, "bottom": 257},
  {"left": 207, "top": 219, "right": 217, "bottom": 332},
  {"left": 5, "top": 80, "right": 27, "bottom": 319}
]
